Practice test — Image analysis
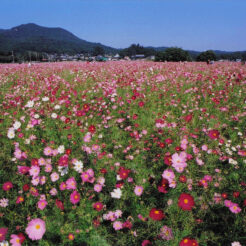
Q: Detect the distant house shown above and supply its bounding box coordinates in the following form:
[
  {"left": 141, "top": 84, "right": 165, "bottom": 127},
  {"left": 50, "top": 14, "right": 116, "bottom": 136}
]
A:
[
  {"left": 112, "top": 54, "right": 120, "bottom": 60},
  {"left": 131, "top": 54, "right": 145, "bottom": 60}
]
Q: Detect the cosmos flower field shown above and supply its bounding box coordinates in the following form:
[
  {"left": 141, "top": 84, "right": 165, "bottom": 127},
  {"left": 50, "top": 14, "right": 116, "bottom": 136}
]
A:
[{"left": 0, "top": 61, "right": 245, "bottom": 246}]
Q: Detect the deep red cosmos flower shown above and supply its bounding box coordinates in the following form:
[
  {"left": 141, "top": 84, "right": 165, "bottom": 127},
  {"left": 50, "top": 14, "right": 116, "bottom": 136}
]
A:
[
  {"left": 55, "top": 199, "right": 64, "bottom": 211},
  {"left": 138, "top": 101, "right": 145, "bottom": 107},
  {"left": 180, "top": 237, "right": 199, "bottom": 246},
  {"left": 88, "top": 125, "right": 96, "bottom": 133},
  {"left": 158, "top": 178, "right": 169, "bottom": 193},
  {"left": 31, "top": 158, "right": 39, "bottom": 166},
  {"left": 164, "top": 154, "right": 172, "bottom": 166},
  {"left": 58, "top": 155, "right": 69, "bottom": 167},
  {"left": 119, "top": 167, "right": 131, "bottom": 180},
  {"left": 184, "top": 114, "right": 193, "bottom": 123},
  {"left": 149, "top": 208, "right": 165, "bottom": 221},
  {"left": 178, "top": 193, "right": 195, "bottom": 211},
  {"left": 2, "top": 181, "right": 13, "bottom": 191},
  {"left": 208, "top": 129, "right": 220, "bottom": 140},
  {"left": 93, "top": 202, "right": 103, "bottom": 211}
]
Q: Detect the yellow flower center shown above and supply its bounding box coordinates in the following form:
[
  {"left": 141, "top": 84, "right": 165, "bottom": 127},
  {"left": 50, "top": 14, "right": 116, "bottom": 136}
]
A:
[
  {"left": 35, "top": 224, "right": 40, "bottom": 229},
  {"left": 154, "top": 210, "right": 159, "bottom": 214},
  {"left": 16, "top": 239, "right": 20, "bottom": 243},
  {"left": 184, "top": 199, "right": 188, "bottom": 204},
  {"left": 184, "top": 239, "right": 188, "bottom": 243}
]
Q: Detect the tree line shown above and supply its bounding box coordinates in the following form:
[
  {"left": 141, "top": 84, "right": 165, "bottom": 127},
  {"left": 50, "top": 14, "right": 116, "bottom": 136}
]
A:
[{"left": 0, "top": 44, "right": 246, "bottom": 63}]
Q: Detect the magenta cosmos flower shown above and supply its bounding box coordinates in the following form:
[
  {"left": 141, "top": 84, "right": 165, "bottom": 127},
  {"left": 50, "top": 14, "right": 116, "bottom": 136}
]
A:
[
  {"left": 70, "top": 190, "right": 80, "bottom": 204},
  {"left": 25, "top": 218, "right": 46, "bottom": 240}
]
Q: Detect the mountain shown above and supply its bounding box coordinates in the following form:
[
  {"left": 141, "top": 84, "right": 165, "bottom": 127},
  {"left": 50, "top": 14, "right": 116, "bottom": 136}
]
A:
[{"left": 0, "top": 23, "right": 118, "bottom": 54}]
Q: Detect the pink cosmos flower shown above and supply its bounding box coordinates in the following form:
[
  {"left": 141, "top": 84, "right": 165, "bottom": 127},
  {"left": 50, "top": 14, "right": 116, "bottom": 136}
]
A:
[
  {"left": 38, "top": 200, "right": 47, "bottom": 210},
  {"left": 66, "top": 177, "right": 77, "bottom": 190},
  {"left": 224, "top": 200, "right": 233, "bottom": 207},
  {"left": 59, "top": 182, "right": 67, "bottom": 190},
  {"left": 113, "top": 221, "right": 123, "bottom": 230},
  {"left": 70, "top": 190, "right": 80, "bottom": 204},
  {"left": 81, "top": 172, "right": 90, "bottom": 182},
  {"left": 134, "top": 185, "right": 143, "bottom": 196},
  {"left": 10, "top": 234, "right": 21, "bottom": 246},
  {"left": 25, "top": 218, "right": 46, "bottom": 240},
  {"left": 229, "top": 203, "right": 241, "bottom": 214}
]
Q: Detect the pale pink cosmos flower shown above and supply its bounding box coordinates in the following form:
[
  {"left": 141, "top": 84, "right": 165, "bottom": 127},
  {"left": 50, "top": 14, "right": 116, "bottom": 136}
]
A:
[
  {"left": 202, "top": 145, "right": 208, "bottom": 151},
  {"left": 66, "top": 177, "right": 77, "bottom": 190},
  {"left": 40, "top": 176, "right": 46, "bottom": 185},
  {"left": 172, "top": 153, "right": 187, "bottom": 167},
  {"left": 50, "top": 172, "right": 59, "bottom": 182},
  {"left": 29, "top": 166, "right": 40, "bottom": 177},
  {"left": 25, "top": 218, "right": 46, "bottom": 240},
  {"left": 83, "top": 133, "right": 91, "bottom": 142},
  {"left": 43, "top": 147, "right": 53, "bottom": 156},
  {"left": 113, "top": 221, "right": 123, "bottom": 230},
  {"left": 10, "top": 234, "right": 21, "bottom": 246},
  {"left": 38, "top": 158, "right": 46, "bottom": 166},
  {"left": 45, "top": 164, "right": 52, "bottom": 173},
  {"left": 94, "top": 184, "right": 103, "bottom": 192},
  {"left": 50, "top": 188, "right": 57, "bottom": 196},
  {"left": 134, "top": 186, "right": 143, "bottom": 196},
  {"left": 115, "top": 210, "right": 122, "bottom": 218},
  {"left": 32, "top": 177, "right": 40, "bottom": 186},
  {"left": 162, "top": 169, "right": 175, "bottom": 182}
]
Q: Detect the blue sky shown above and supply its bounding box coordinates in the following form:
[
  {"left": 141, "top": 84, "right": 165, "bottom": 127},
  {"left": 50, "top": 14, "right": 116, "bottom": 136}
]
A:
[{"left": 1, "top": 0, "right": 246, "bottom": 51}]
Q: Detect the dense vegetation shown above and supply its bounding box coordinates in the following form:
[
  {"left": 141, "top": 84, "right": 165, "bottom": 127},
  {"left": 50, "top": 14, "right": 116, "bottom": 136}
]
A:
[{"left": 0, "top": 61, "right": 245, "bottom": 246}]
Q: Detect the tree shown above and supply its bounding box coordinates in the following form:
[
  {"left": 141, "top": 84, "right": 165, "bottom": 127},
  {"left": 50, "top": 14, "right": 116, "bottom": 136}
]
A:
[
  {"left": 119, "top": 44, "right": 156, "bottom": 58},
  {"left": 196, "top": 50, "right": 217, "bottom": 62},
  {"left": 92, "top": 46, "right": 105, "bottom": 56},
  {"left": 155, "top": 47, "right": 191, "bottom": 62}
]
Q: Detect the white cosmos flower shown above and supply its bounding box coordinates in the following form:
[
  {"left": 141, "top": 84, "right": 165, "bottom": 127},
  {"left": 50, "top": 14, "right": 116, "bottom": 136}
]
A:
[
  {"left": 13, "top": 121, "right": 21, "bottom": 130},
  {"left": 57, "top": 145, "right": 65, "bottom": 154},
  {"left": 42, "top": 97, "right": 49, "bottom": 102},
  {"left": 34, "top": 114, "right": 40, "bottom": 119},
  {"left": 0, "top": 240, "right": 9, "bottom": 246},
  {"left": 54, "top": 105, "right": 61, "bottom": 110},
  {"left": 73, "top": 160, "right": 83, "bottom": 173},
  {"left": 51, "top": 113, "right": 57, "bottom": 119},
  {"left": 58, "top": 166, "right": 68, "bottom": 176},
  {"left": 25, "top": 100, "right": 34, "bottom": 108},
  {"left": 231, "top": 242, "right": 241, "bottom": 246},
  {"left": 7, "top": 128, "right": 15, "bottom": 139},
  {"left": 110, "top": 188, "right": 122, "bottom": 199}
]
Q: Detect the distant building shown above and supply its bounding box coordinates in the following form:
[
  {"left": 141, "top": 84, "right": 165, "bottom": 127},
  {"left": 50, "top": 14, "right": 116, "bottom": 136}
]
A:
[{"left": 131, "top": 54, "right": 145, "bottom": 60}]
